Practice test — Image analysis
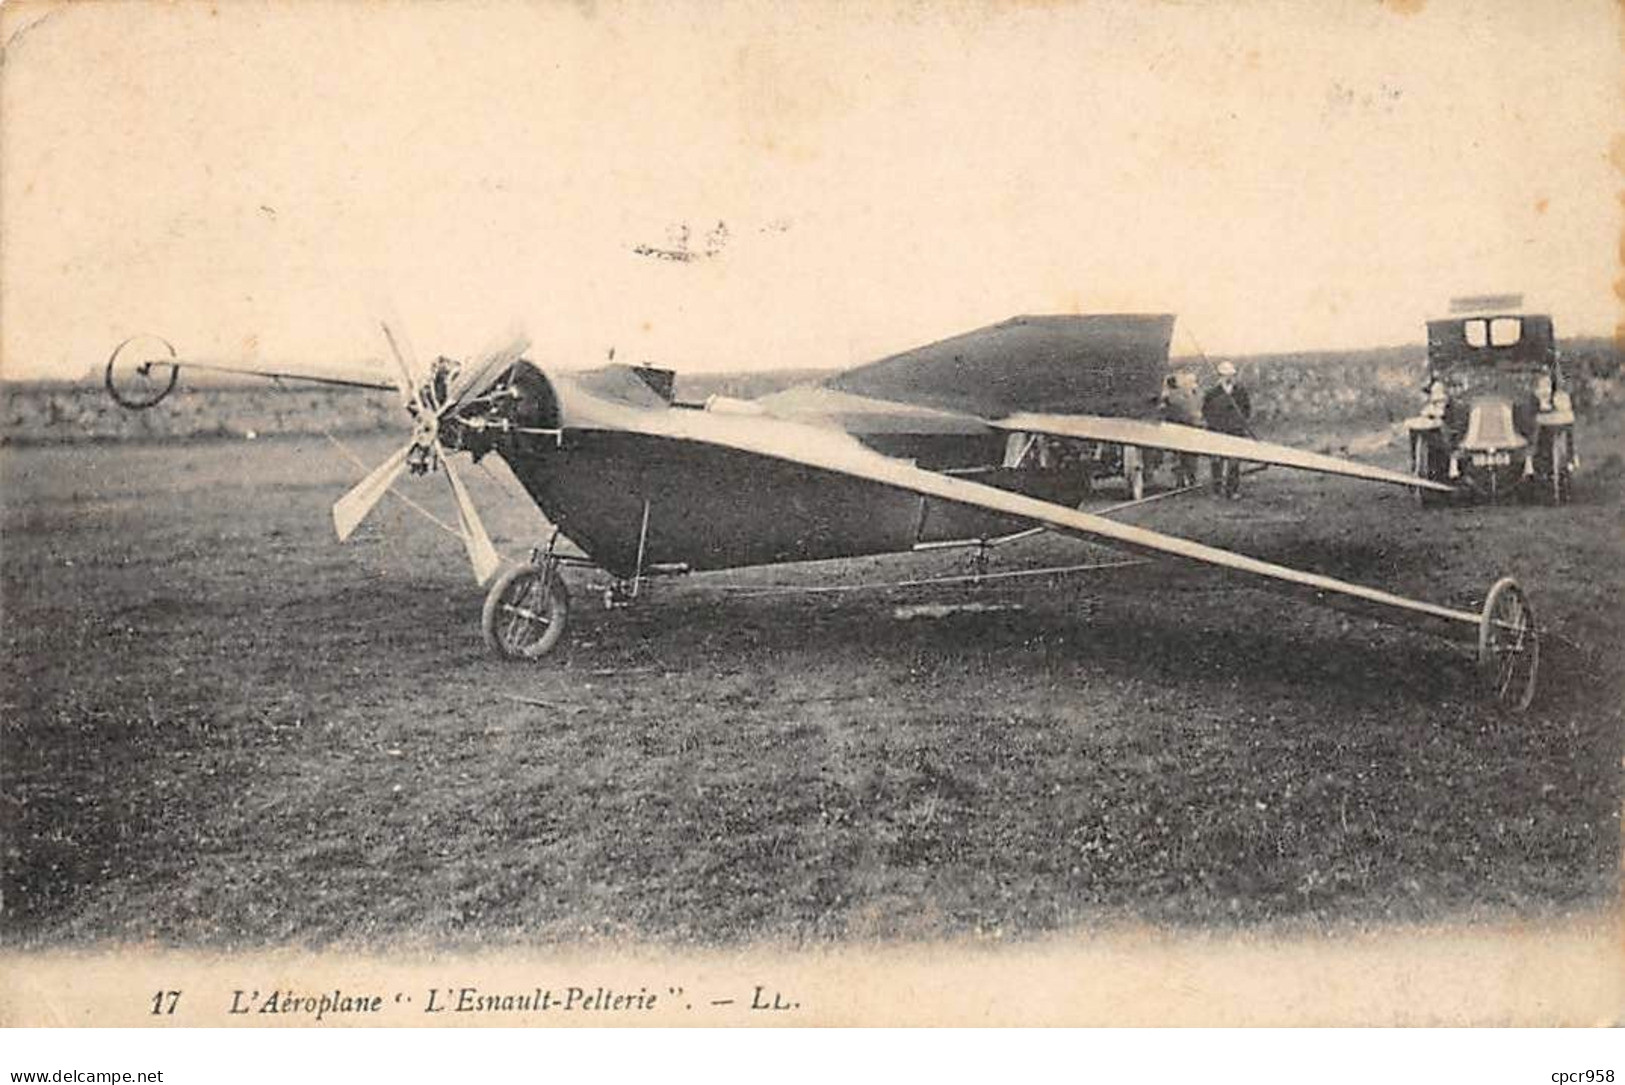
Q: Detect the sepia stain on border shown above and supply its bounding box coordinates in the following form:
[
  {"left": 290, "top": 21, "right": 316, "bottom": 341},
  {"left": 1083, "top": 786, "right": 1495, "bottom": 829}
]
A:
[
  {"left": 1613, "top": 132, "right": 1625, "bottom": 351},
  {"left": 0, "top": 0, "right": 65, "bottom": 70},
  {"left": 1616, "top": 2, "right": 1625, "bottom": 351}
]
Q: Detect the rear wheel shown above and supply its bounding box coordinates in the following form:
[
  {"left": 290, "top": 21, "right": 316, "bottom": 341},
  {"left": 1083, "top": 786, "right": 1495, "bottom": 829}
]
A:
[
  {"left": 105, "top": 335, "right": 180, "bottom": 410},
  {"left": 1477, "top": 577, "right": 1538, "bottom": 711},
  {"left": 481, "top": 564, "right": 570, "bottom": 660}
]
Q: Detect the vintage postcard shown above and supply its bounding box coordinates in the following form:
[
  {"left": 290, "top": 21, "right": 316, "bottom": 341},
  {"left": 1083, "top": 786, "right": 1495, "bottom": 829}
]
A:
[{"left": 1, "top": 0, "right": 1620, "bottom": 1038}]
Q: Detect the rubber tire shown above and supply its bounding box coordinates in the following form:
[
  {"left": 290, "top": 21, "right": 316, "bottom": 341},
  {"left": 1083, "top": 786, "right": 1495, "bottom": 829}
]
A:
[
  {"left": 481, "top": 564, "right": 569, "bottom": 661},
  {"left": 1548, "top": 430, "right": 1571, "bottom": 506}
]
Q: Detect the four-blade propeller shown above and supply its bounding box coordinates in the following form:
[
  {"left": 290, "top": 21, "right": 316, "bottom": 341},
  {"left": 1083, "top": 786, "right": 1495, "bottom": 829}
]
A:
[{"left": 331, "top": 322, "right": 527, "bottom": 585}]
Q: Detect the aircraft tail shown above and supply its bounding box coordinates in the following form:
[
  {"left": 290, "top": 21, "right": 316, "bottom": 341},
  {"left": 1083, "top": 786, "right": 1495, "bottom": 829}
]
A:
[{"left": 825, "top": 314, "right": 1175, "bottom": 420}]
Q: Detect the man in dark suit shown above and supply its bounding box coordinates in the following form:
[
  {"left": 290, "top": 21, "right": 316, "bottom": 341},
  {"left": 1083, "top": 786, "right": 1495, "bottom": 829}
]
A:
[{"left": 1202, "top": 361, "right": 1253, "bottom": 498}]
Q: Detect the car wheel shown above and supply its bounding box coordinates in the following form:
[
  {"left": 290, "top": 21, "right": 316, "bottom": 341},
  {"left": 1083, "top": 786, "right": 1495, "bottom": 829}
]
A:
[{"left": 1548, "top": 430, "right": 1571, "bottom": 506}]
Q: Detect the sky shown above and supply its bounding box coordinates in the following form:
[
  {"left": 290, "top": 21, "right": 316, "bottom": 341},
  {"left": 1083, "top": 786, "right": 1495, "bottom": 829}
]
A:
[{"left": 1, "top": 0, "right": 1619, "bottom": 381}]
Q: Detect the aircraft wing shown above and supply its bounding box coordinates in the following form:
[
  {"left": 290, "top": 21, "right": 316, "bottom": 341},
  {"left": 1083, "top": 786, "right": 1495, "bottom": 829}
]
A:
[
  {"left": 998, "top": 412, "right": 1452, "bottom": 494},
  {"left": 551, "top": 380, "right": 1480, "bottom": 638}
]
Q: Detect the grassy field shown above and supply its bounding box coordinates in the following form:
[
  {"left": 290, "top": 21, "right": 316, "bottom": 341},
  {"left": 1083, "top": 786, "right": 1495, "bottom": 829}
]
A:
[{"left": 2, "top": 406, "right": 1621, "bottom": 951}]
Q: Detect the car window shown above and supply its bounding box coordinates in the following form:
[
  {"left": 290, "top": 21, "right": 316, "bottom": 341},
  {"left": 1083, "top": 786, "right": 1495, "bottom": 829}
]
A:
[
  {"left": 1490, "top": 317, "right": 1522, "bottom": 347},
  {"left": 1463, "top": 320, "right": 1488, "bottom": 348}
]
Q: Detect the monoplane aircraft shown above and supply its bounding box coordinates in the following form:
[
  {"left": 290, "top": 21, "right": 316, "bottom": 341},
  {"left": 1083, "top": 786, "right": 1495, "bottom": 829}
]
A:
[{"left": 103, "top": 314, "right": 1540, "bottom": 709}]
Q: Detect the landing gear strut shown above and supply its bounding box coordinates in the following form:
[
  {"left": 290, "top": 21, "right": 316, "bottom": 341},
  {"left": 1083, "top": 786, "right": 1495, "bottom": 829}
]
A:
[{"left": 603, "top": 579, "right": 639, "bottom": 609}]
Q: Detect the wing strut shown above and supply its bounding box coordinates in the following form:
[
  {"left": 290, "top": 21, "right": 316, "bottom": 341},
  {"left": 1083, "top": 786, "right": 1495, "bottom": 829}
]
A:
[{"left": 996, "top": 413, "right": 1453, "bottom": 494}]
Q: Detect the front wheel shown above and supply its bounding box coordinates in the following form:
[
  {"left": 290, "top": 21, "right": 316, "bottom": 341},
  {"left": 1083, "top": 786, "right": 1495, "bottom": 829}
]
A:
[
  {"left": 481, "top": 564, "right": 570, "bottom": 660},
  {"left": 1547, "top": 430, "right": 1572, "bottom": 506}
]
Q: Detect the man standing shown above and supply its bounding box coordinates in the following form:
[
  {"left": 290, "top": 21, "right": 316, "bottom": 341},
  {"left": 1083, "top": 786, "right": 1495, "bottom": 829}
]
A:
[
  {"left": 1158, "top": 371, "right": 1203, "bottom": 487},
  {"left": 1202, "top": 361, "right": 1253, "bottom": 498}
]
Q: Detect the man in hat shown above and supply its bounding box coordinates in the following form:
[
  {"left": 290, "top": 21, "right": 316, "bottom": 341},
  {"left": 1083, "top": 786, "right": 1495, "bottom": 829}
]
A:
[{"left": 1202, "top": 361, "right": 1253, "bottom": 498}]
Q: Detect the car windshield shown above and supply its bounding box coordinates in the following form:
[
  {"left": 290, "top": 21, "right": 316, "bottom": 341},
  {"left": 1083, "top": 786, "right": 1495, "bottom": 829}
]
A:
[{"left": 1459, "top": 317, "right": 1523, "bottom": 352}]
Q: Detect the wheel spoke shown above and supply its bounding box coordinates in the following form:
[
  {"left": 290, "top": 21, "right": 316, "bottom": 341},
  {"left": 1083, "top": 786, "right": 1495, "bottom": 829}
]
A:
[
  {"left": 1493, "top": 597, "right": 1521, "bottom": 697},
  {"left": 1497, "top": 650, "right": 1518, "bottom": 698},
  {"left": 508, "top": 603, "right": 539, "bottom": 649},
  {"left": 1495, "top": 599, "right": 1528, "bottom": 700},
  {"left": 502, "top": 581, "right": 535, "bottom": 651},
  {"left": 1476, "top": 578, "right": 1539, "bottom": 710},
  {"left": 492, "top": 573, "right": 556, "bottom": 656},
  {"left": 482, "top": 563, "right": 570, "bottom": 662}
]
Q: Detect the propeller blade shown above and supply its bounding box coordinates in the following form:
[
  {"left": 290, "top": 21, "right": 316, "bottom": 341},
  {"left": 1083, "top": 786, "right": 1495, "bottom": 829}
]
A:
[
  {"left": 443, "top": 333, "right": 529, "bottom": 410},
  {"left": 440, "top": 452, "right": 502, "bottom": 585},
  {"left": 332, "top": 441, "right": 413, "bottom": 541},
  {"left": 379, "top": 321, "right": 428, "bottom": 413}
]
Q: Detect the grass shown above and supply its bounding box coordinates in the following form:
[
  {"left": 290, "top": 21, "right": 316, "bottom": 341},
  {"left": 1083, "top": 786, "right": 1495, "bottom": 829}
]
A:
[{"left": 1, "top": 408, "right": 1621, "bottom": 951}]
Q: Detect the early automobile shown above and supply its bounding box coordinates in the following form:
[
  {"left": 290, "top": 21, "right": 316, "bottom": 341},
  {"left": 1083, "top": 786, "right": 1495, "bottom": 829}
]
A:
[{"left": 1405, "top": 299, "right": 1577, "bottom": 505}]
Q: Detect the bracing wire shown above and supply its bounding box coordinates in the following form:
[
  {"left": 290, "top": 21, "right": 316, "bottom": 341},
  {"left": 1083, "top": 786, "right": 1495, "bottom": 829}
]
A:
[
  {"left": 709, "top": 557, "right": 1149, "bottom": 598},
  {"left": 320, "top": 431, "right": 475, "bottom": 545}
]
